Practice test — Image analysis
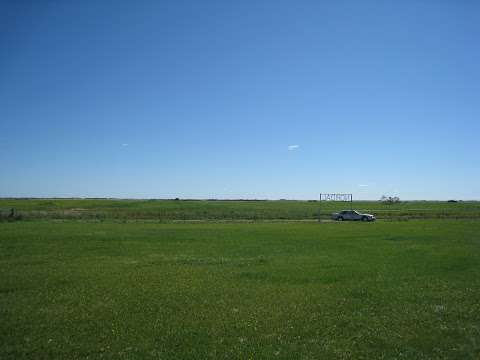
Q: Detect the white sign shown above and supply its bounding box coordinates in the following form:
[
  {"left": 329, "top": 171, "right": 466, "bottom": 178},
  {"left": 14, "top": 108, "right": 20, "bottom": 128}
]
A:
[{"left": 320, "top": 193, "right": 352, "bottom": 202}]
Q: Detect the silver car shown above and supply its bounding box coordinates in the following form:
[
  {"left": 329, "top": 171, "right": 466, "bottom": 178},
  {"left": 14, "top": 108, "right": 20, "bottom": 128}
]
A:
[{"left": 331, "top": 210, "right": 376, "bottom": 222}]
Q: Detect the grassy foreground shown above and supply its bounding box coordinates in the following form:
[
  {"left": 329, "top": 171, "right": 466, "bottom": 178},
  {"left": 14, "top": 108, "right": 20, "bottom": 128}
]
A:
[{"left": 1, "top": 220, "right": 480, "bottom": 359}]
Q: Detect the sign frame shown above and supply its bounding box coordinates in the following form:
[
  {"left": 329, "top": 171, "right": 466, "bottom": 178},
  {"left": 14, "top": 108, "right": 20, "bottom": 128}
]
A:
[{"left": 318, "top": 193, "right": 353, "bottom": 222}]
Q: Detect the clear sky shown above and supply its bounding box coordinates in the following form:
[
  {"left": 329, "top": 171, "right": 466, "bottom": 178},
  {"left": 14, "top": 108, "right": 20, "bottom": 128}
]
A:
[{"left": 1, "top": 0, "right": 479, "bottom": 200}]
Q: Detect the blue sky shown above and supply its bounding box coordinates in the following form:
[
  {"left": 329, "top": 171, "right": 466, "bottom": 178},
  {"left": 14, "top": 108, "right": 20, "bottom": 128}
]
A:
[{"left": 1, "top": 0, "right": 479, "bottom": 200}]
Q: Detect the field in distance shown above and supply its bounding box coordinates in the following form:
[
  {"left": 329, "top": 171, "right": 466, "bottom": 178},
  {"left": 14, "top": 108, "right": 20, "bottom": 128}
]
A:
[
  {"left": 1, "top": 198, "right": 480, "bottom": 221},
  {"left": 1, "top": 220, "right": 480, "bottom": 359}
]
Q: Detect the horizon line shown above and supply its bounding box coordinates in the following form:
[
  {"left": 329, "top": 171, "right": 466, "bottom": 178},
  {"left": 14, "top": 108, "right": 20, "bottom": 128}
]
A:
[{"left": 0, "top": 197, "right": 478, "bottom": 202}]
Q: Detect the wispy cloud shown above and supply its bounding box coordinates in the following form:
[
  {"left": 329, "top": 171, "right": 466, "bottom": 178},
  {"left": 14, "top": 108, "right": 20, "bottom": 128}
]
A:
[
  {"left": 358, "top": 184, "right": 369, "bottom": 187},
  {"left": 287, "top": 145, "right": 299, "bottom": 151},
  {"left": 121, "top": 143, "right": 129, "bottom": 147}
]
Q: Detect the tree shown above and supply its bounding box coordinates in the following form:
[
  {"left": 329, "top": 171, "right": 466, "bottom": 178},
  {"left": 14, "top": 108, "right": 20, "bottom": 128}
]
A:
[{"left": 380, "top": 195, "right": 400, "bottom": 204}]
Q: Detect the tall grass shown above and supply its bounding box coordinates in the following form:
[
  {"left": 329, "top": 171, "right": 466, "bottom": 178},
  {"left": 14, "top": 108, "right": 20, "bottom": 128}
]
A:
[{"left": 1, "top": 199, "right": 480, "bottom": 220}]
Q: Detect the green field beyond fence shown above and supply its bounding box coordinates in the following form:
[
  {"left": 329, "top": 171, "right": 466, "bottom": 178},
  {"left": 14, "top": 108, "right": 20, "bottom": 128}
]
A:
[{"left": 1, "top": 198, "right": 480, "bottom": 221}]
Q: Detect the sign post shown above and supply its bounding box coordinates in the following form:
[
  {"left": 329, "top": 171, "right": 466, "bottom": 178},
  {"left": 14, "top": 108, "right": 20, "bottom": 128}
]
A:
[{"left": 318, "top": 193, "right": 353, "bottom": 222}]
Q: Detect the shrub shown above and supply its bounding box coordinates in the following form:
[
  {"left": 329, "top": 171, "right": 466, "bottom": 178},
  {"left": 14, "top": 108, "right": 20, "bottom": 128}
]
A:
[{"left": 380, "top": 195, "right": 401, "bottom": 204}]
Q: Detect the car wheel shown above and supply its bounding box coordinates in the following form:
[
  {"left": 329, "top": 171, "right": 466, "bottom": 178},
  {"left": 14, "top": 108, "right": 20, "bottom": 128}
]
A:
[
  {"left": 362, "top": 216, "right": 368, "bottom": 221},
  {"left": 337, "top": 217, "right": 343, "bottom": 221}
]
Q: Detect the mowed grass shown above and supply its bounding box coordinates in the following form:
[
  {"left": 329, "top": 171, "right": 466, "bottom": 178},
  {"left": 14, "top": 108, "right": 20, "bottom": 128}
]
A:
[{"left": 1, "top": 220, "right": 480, "bottom": 359}]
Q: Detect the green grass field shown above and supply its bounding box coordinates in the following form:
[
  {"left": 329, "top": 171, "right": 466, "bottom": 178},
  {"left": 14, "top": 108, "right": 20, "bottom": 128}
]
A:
[
  {"left": 1, "top": 219, "right": 480, "bottom": 359},
  {"left": 1, "top": 198, "right": 480, "bottom": 220}
]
